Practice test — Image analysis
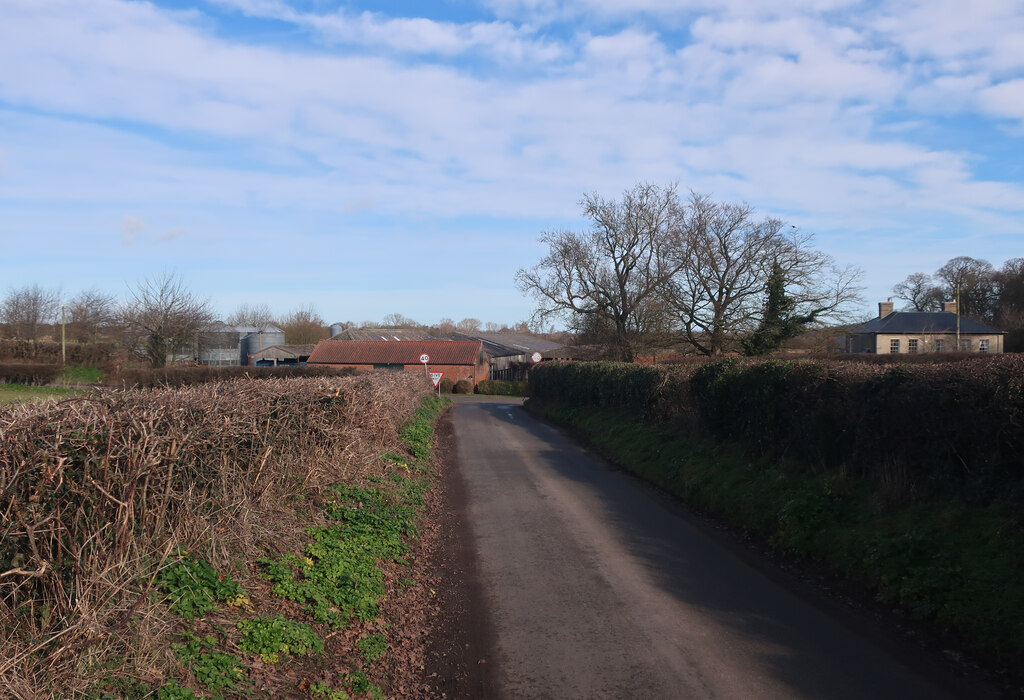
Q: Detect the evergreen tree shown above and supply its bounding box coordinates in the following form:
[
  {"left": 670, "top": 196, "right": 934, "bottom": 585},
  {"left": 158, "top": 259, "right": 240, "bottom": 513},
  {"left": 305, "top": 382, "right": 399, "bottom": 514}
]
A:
[{"left": 742, "top": 263, "right": 818, "bottom": 355}]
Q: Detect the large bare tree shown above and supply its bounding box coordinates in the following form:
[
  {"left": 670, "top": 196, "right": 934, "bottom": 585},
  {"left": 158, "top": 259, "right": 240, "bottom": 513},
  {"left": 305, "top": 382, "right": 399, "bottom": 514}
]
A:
[
  {"left": 934, "top": 256, "right": 997, "bottom": 321},
  {"left": 516, "top": 182, "right": 686, "bottom": 361},
  {"left": 891, "top": 272, "right": 944, "bottom": 311},
  {"left": 1, "top": 284, "right": 61, "bottom": 340},
  {"left": 665, "top": 194, "right": 862, "bottom": 355},
  {"left": 121, "top": 273, "right": 214, "bottom": 367},
  {"left": 67, "top": 288, "right": 118, "bottom": 342}
]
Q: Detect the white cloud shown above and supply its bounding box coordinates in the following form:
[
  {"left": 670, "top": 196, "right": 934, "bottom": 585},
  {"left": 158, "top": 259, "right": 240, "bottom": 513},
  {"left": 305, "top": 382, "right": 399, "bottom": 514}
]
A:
[
  {"left": 211, "top": 0, "right": 565, "bottom": 63},
  {"left": 121, "top": 215, "right": 145, "bottom": 245},
  {"left": 2, "top": 0, "right": 1023, "bottom": 320}
]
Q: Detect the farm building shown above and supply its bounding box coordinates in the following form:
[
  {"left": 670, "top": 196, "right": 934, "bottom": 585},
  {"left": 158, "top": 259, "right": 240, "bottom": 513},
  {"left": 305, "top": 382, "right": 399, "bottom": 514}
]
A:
[
  {"left": 846, "top": 300, "right": 1004, "bottom": 354},
  {"left": 330, "top": 327, "right": 433, "bottom": 341},
  {"left": 307, "top": 340, "right": 489, "bottom": 385},
  {"left": 249, "top": 344, "right": 315, "bottom": 366},
  {"left": 447, "top": 331, "right": 564, "bottom": 380},
  {"left": 169, "top": 323, "right": 286, "bottom": 366}
]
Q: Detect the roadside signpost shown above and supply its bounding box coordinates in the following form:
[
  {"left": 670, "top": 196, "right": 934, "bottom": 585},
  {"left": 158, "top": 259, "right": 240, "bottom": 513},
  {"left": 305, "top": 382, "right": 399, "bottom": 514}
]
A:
[
  {"left": 419, "top": 354, "right": 430, "bottom": 364},
  {"left": 531, "top": 352, "right": 542, "bottom": 363},
  {"left": 429, "top": 372, "right": 444, "bottom": 396}
]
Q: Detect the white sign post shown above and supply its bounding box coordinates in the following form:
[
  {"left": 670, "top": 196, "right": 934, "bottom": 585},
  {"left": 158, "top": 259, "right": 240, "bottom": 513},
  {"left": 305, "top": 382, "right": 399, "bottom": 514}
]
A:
[{"left": 419, "top": 353, "right": 430, "bottom": 381}]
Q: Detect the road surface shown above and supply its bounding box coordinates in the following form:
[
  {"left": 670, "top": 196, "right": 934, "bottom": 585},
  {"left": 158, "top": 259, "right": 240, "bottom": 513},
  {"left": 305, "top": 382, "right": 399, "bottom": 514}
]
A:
[{"left": 449, "top": 395, "right": 997, "bottom": 700}]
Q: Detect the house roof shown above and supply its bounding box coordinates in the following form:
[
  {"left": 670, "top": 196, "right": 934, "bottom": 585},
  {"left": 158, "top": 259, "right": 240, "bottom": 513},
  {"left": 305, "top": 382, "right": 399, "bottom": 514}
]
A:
[
  {"left": 851, "top": 311, "right": 1002, "bottom": 335},
  {"left": 448, "top": 331, "right": 563, "bottom": 357},
  {"left": 249, "top": 344, "right": 316, "bottom": 361},
  {"left": 332, "top": 327, "right": 434, "bottom": 341},
  {"left": 308, "top": 340, "right": 484, "bottom": 365}
]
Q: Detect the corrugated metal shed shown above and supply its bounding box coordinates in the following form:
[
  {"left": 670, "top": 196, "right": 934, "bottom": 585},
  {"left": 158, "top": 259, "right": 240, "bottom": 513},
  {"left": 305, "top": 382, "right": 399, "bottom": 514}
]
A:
[
  {"left": 249, "top": 344, "right": 316, "bottom": 362},
  {"left": 308, "top": 340, "right": 483, "bottom": 365},
  {"left": 448, "top": 331, "right": 563, "bottom": 358},
  {"left": 332, "top": 328, "right": 434, "bottom": 342}
]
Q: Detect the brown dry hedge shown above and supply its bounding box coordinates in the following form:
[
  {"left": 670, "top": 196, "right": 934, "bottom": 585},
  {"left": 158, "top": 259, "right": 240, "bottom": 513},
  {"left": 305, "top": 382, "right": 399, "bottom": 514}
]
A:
[
  {"left": 0, "top": 363, "right": 63, "bottom": 386},
  {"left": 108, "top": 364, "right": 358, "bottom": 389},
  {"left": 0, "top": 372, "right": 431, "bottom": 696},
  {"left": 0, "top": 339, "right": 117, "bottom": 366}
]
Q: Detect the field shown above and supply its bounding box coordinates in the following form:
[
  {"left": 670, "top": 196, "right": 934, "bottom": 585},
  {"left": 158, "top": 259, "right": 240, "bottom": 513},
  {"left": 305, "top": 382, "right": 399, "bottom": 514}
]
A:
[{"left": 0, "top": 383, "right": 86, "bottom": 405}]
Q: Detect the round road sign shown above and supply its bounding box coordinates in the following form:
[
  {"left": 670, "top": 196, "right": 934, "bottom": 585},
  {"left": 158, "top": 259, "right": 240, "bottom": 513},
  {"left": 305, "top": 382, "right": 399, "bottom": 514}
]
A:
[
  {"left": 419, "top": 353, "right": 430, "bottom": 364},
  {"left": 531, "top": 352, "right": 542, "bottom": 363}
]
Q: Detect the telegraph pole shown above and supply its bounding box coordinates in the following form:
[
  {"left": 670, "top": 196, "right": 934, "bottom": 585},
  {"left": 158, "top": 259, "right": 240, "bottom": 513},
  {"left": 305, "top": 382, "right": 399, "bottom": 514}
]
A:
[
  {"left": 61, "top": 306, "right": 67, "bottom": 366},
  {"left": 956, "top": 283, "right": 961, "bottom": 351}
]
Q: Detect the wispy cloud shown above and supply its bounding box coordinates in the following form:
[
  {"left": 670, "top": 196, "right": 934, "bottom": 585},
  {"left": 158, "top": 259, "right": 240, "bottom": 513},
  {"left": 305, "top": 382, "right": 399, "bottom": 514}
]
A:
[
  {"left": 2, "top": 0, "right": 1023, "bottom": 321},
  {"left": 211, "top": 0, "right": 565, "bottom": 62},
  {"left": 121, "top": 215, "right": 145, "bottom": 246}
]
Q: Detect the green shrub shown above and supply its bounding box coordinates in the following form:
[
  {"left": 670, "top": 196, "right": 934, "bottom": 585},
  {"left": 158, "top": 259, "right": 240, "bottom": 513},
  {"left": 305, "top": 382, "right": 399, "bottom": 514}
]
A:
[
  {"left": 453, "top": 379, "right": 473, "bottom": 394},
  {"left": 156, "top": 552, "right": 247, "bottom": 619},
  {"left": 237, "top": 616, "right": 324, "bottom": 663},
  {"left": 475, "top": 379, "right": 528, "bottom": 396},
  {"left": 439, "top": 377, "right": 454, "bottom": 393}
]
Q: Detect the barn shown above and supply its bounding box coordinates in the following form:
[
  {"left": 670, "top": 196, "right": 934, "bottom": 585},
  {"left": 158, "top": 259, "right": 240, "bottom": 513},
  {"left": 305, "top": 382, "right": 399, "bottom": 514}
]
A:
[{"left": 306, "top": 340, "right": 489, "bottom": 386}]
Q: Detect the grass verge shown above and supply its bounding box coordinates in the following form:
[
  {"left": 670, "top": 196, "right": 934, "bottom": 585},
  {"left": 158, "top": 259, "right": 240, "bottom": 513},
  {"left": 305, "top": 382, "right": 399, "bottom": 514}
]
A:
[
  {"left": 153, "top": 393, "right": 451, "bottom": 699},
  {"left": 0, "top": 383, "right": 85, "bottom": 404},
  {"left": 527, "top": 398, "right": 1024, "bottom": 678}
]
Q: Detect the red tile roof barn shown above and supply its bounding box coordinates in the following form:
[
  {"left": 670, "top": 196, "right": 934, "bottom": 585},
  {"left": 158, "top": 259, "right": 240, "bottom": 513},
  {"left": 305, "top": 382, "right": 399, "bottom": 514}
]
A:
[{"left": 307, "top": 340, "right": 485, "bottom": 365}]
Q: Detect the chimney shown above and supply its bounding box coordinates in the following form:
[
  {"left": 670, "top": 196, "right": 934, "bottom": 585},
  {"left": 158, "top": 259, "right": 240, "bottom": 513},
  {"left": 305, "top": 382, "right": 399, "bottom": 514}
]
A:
[
  {"left": 943, "top": 300, "right": 958, "bottom": 314},
  {"left": 878, "top": 298, "right": 894, "bottom": 318}
]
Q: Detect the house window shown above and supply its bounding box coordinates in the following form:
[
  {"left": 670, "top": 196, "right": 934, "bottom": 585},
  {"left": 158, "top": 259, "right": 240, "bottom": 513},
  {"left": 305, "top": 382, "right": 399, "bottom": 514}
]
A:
[
  {"left": 935, "top": 339, "right": 945, "bottom": 353},
  {"left": 960, "top": 339, "right": 972, "bottom": 352},
  {"left": 890, "top": 339, "right": 900, "bottom": 353},
  {"left": 979, "top": 339, "right": 989, "bottom": 353},
  {"left": 908, "top": 339, "right": 918, "bottom": 354}
]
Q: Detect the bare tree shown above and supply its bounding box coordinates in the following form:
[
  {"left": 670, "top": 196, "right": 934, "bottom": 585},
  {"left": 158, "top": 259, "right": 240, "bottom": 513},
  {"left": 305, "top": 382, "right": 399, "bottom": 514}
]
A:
[
  {"left": 226, "top": 302, "right": 277, "bottom": 352},
  {"left": 436, "top": 317, "right": 456, "bottom": 334},
  {"left": 1, "top": 284, "right": 61, "bottom": 340},
  {"left": 66, "top": 288, "right": 118, "bottom": 342},
  {"left": 121, "top": 273, "right": 214, "bottom": 367},
  {"left": 455, "top": 318, "right": 482, "bottom": 332},
  {"left": 226, "top": 303, "right": 275, "bottom": 331},
  {"left": 892, "top": 272, "right": 943, "bottom": 311},
  {"left": 279, "top": 304, "right": 327, "bottom": 344},
  {"left": 516, "top": 182, "right": 686, "bottom": 361},
  {"left": 381, "top": 313, "right": 420, "bottom": 328},
  {"left": 935, "top": 256, "right": 997, "bottom": 321},
  {"left": 665, "top": 194, "right": 862, "bottom": 355}
]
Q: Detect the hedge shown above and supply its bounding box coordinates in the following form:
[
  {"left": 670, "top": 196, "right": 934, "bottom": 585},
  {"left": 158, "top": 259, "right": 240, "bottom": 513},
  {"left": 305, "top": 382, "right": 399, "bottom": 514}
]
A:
[
  {"left": 0, "top": 339, "right": 117, "bottom": 366},
  {"left": 529, "top": 355, "right": 1024, "bottom": 500},
  {"left": 110, "top": 365, "right": 357, "bottom": 389},
  {"left": 0, "top": 363, "right": 63, "bottom": 386},
  {"left": 475, "top": 379, "right": 529, "bottom": 396}
]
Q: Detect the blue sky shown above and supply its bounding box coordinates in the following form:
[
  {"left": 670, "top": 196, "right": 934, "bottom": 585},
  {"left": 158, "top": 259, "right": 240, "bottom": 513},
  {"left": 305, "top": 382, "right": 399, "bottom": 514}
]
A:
[{"left": 2, "top": 0, "right": 1023, "bottom": 327}]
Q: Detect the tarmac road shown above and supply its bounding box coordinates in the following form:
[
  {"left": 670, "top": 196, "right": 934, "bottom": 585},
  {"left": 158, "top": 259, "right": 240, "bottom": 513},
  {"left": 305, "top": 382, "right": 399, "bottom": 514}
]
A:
[{"left": 450, "top": 395, "right": 999, "bottom": 700}]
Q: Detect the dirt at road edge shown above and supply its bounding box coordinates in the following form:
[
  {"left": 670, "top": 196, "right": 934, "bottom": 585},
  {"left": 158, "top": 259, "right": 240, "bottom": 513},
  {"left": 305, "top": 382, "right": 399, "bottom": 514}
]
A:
[{"left": 419, "top": 407, "right": 498, "bottom": 699}]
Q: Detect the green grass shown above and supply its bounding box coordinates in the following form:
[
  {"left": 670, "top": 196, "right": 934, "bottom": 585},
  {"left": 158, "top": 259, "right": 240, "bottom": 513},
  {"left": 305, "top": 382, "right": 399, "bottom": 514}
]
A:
[
  {"left": 63, "top": 364, "right": 103, "bottom": 384},
  {"left": 527, "top": 398, "right": 1024, "bottom": 671},
  {"left": 0, "top": 383, "right": 85, "bottom": 404}
]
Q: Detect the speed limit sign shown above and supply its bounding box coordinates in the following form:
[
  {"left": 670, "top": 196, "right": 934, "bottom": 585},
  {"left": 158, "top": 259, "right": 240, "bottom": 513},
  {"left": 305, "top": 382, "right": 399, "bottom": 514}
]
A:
[{"left": 419, "top": 353, "right": 430, "bottom": 364}]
